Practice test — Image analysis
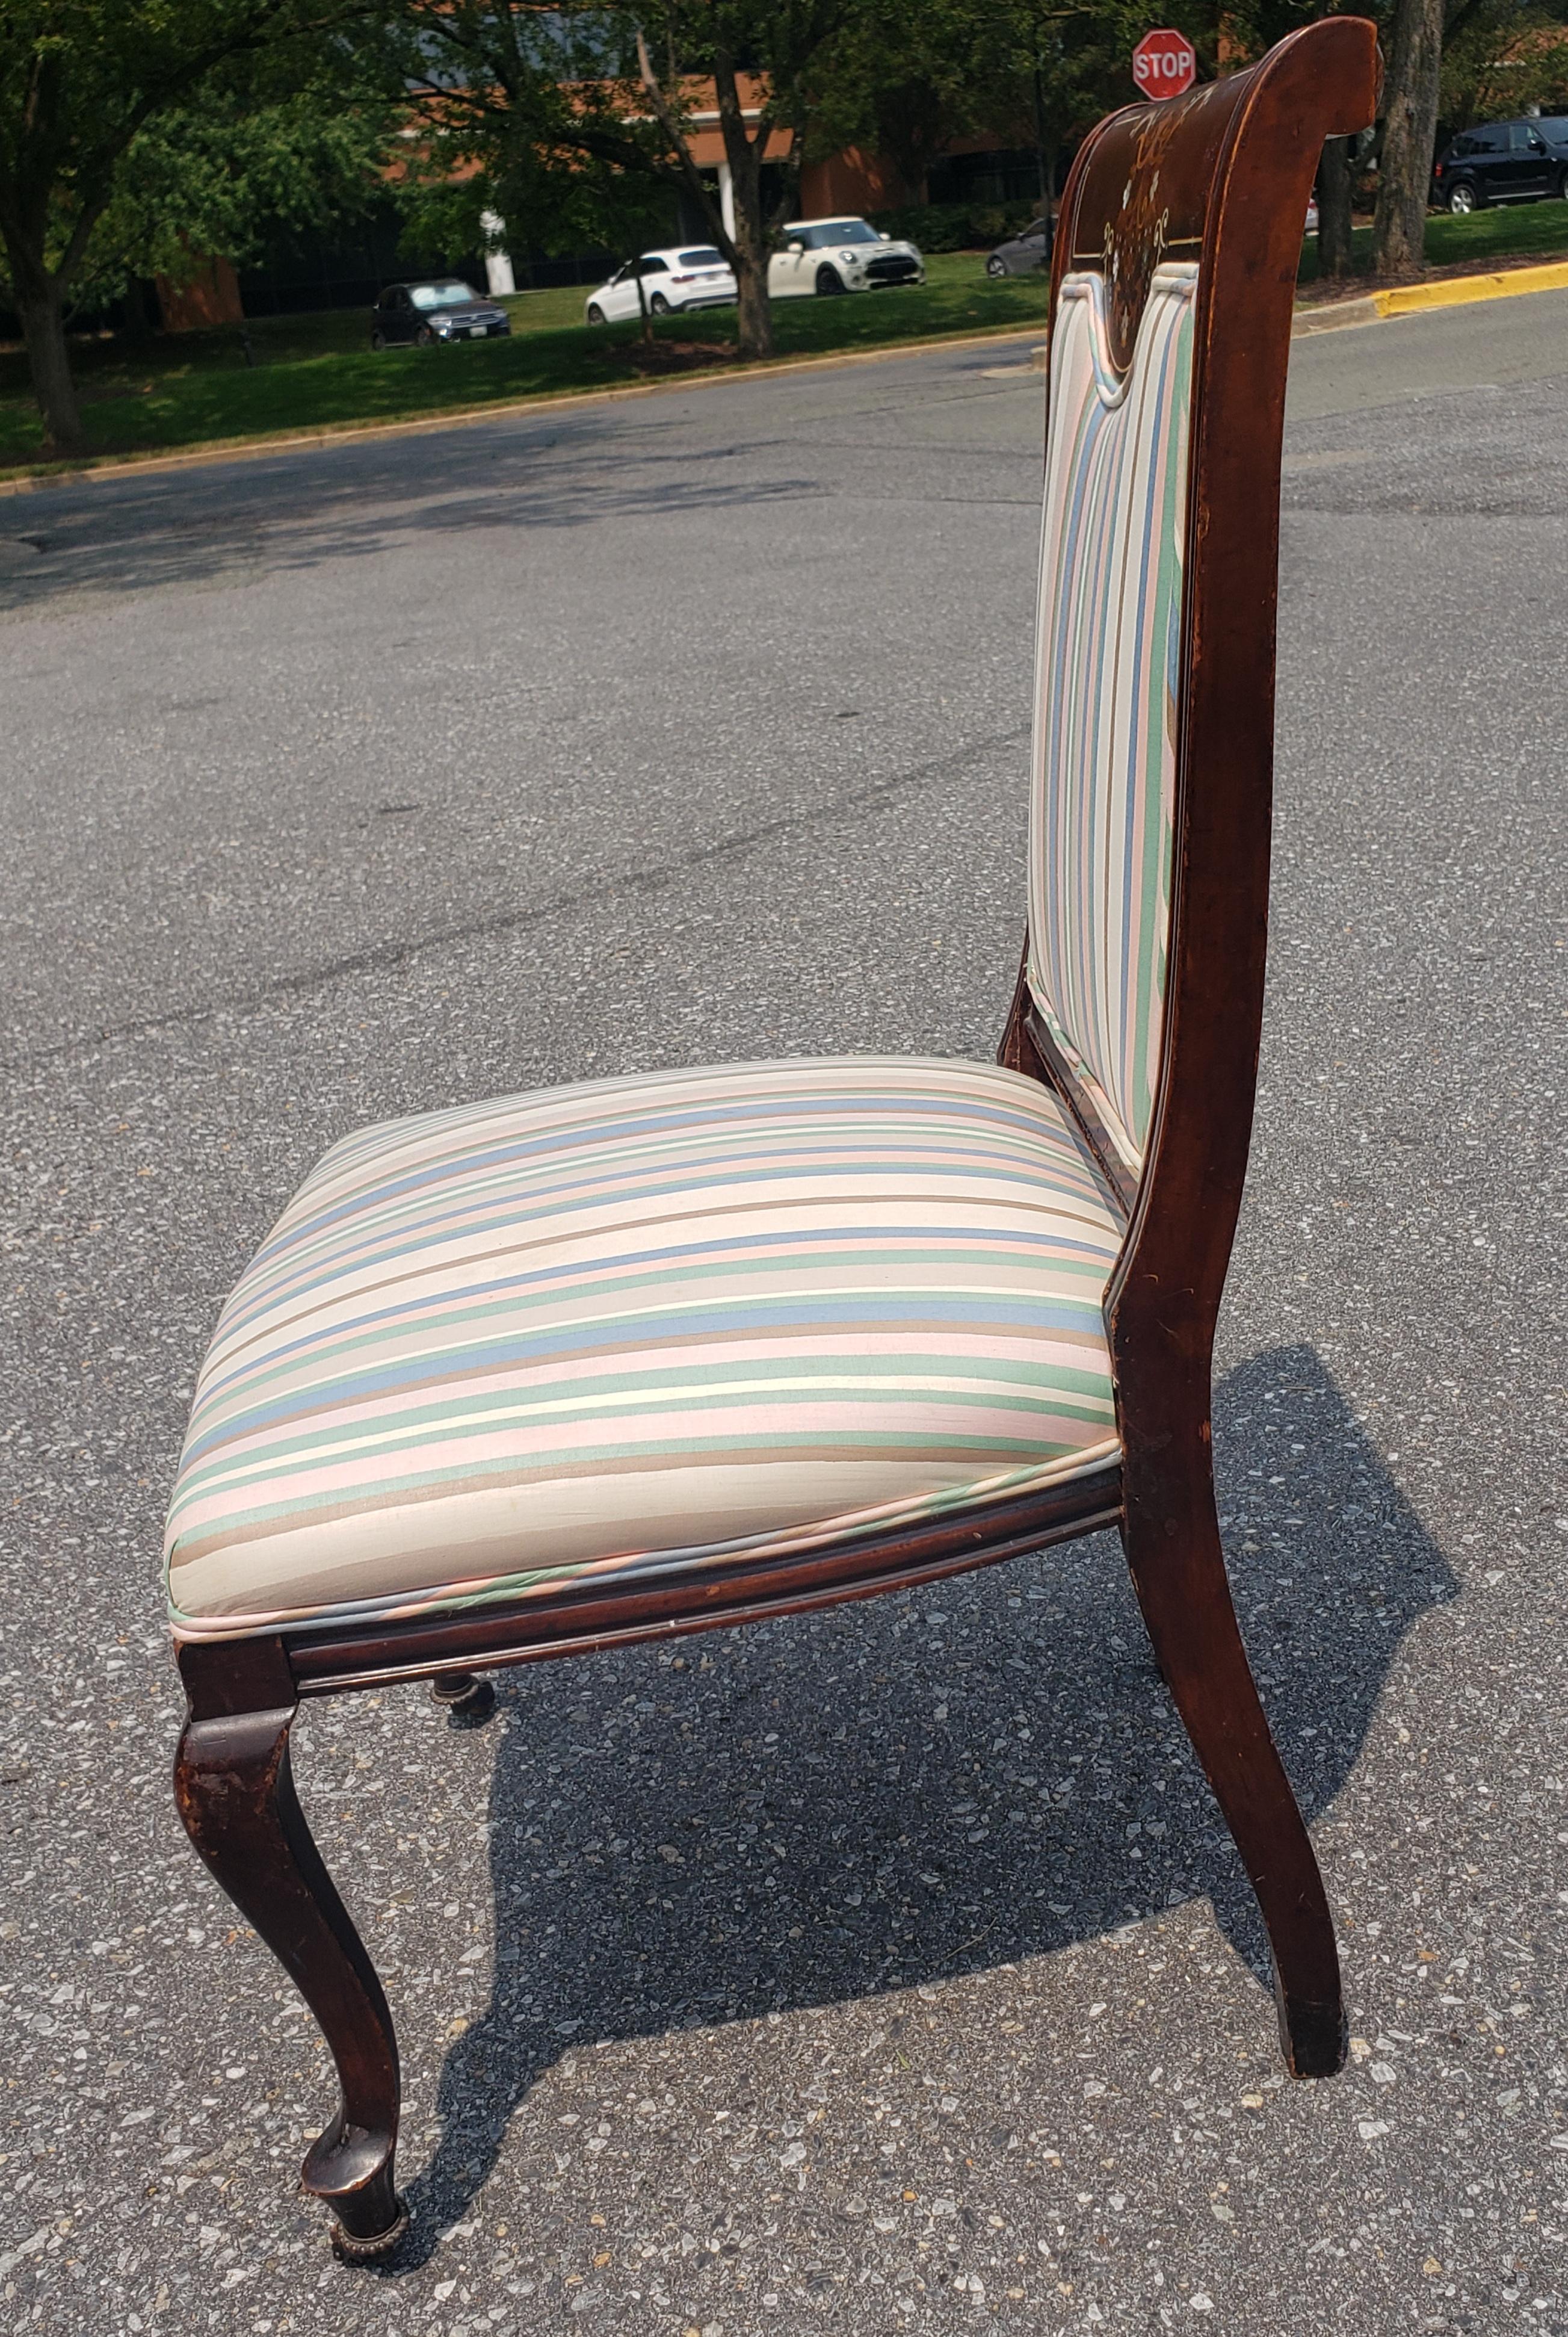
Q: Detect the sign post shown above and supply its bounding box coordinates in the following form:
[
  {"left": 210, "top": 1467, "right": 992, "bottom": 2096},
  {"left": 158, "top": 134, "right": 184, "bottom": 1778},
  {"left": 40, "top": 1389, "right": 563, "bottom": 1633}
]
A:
[{"left": 1132, "top": 29, "right": 1197, "bottom": 101}]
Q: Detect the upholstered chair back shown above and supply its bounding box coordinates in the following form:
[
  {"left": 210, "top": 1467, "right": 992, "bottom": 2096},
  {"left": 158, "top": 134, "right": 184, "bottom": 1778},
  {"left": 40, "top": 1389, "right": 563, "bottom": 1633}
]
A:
[{"left": 1025, "top": 258, "right": 1196, "bottom": 1182}]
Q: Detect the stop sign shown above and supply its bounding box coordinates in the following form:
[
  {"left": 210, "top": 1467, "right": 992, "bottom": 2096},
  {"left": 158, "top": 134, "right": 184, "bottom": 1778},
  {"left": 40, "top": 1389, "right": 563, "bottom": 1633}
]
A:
[{"left": 1132, "top": 28, "right": 1197, "bottom": 101}]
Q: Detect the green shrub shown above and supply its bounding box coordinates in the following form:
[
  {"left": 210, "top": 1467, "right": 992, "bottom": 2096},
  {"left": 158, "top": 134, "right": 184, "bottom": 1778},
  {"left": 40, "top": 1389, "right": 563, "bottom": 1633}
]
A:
[{"left": 869, "top": 198, "right": 1043, "bottom": 252}]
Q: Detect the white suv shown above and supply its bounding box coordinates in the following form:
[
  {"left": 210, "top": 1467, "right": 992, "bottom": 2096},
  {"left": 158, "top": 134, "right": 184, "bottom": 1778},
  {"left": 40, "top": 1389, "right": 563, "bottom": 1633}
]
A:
[
  {"left": 768, "top": 217, "right": 925, "bottom": 300},
  {"left": 584, "top": 246, "right": 736, "bottom": 324}
]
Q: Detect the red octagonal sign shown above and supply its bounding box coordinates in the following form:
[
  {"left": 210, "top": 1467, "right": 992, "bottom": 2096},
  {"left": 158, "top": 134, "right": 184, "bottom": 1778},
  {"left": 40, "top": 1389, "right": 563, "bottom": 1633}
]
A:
[{"left": 1132, "top": 28, "right": 1196, "bottom": 101}]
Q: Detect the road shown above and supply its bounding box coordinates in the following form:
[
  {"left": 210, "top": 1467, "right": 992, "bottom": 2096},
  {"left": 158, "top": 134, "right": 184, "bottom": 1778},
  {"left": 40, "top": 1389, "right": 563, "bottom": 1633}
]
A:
[{"left": 1, "top": 290, "right": 1564, "bottom": 2336}]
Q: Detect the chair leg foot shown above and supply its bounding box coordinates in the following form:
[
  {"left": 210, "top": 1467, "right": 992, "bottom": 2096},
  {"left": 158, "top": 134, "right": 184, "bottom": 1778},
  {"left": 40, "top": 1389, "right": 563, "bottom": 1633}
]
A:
[
  {"left": 1120, "top": 1479, "right": 1345, "bottom": 2080},
  {"left": 1274, "top": 1973, "right": 1347, "bottom": 2079},
  {"left": 431, "top": 1671, "right": 495, "bottom": 1723},
  {"left": 174, "top": 1689, "right": 405, "bottom": 2249},
  {"left": 307, "top": 2113, "right": 410, "bottom": 2252},
  {"left": 327, "top": 2184, "right": 411, "bottom": 2261}
]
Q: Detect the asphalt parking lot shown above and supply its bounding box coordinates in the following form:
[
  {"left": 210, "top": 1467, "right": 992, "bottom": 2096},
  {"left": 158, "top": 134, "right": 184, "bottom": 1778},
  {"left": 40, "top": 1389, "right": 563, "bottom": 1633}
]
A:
[{"left": 1, "top": 290, "right": 1565, "bottom": 2336}]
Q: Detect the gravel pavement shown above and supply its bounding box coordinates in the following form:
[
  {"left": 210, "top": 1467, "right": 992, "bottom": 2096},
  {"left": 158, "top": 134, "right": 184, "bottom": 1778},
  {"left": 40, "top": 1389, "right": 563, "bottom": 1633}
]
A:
[{"left": 2, "top": 292, "right": 1565, "bottom": 2336}]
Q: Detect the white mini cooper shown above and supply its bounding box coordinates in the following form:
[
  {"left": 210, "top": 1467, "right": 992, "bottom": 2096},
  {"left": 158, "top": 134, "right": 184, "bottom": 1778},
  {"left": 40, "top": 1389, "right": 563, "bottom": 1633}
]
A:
[{"left": 768, "top": 217, "right": 925, "bottom": 299}]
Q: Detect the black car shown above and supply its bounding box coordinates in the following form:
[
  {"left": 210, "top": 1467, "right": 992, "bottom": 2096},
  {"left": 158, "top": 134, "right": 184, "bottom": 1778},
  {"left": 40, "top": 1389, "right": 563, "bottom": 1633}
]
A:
[
  {"left": 1430, "top": 117, "right": 1568, "bottom": 214},
  {"left": 370, "top": 279, "right": 512, "bottom": 349},
  {"left": 985, "top": 214, "right": 1055, "bottom": 277}
]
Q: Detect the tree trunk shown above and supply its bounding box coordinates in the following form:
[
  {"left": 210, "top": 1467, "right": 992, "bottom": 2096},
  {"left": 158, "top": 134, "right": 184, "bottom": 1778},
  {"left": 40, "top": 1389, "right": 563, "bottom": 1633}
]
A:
[
  {"left": 13, "top": 272, "right": 85, "bottom": 458},
  {"left": 1317, "top": 137, "right": 1354, "bottom": 278},
  {"left": 122, "top": 275, "right": 158, "bottom": 344},
  {"left": 713, "top": 52, "right": 773, "bottom": 361},
  {"left": 732, "top": 246, "right": 772, "bottom": 361},
  {"left": 634, "top": 29, "right": 773, "bottom": 360},
  {"left": 1373, "top": 0, "right": 1445, "bottom": 281}
]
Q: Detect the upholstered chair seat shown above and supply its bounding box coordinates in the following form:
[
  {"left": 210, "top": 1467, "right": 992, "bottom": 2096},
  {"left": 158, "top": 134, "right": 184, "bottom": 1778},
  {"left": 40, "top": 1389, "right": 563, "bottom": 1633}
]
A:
[{"left": 166, "top": 1057, "right": 1125, "bottom": 1642}]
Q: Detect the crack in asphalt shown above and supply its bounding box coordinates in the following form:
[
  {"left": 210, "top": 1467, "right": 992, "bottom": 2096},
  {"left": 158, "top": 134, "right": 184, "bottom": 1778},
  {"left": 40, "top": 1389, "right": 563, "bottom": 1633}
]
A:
[{"left": 1, "top": 719, "right": 1029, "bottom": 1076}]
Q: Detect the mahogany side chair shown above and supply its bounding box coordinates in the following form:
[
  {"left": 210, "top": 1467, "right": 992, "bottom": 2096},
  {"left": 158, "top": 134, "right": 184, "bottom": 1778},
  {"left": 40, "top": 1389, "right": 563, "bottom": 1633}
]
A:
[{"left": 167, "top": 19, "right": 1380, "bottom": 2259}]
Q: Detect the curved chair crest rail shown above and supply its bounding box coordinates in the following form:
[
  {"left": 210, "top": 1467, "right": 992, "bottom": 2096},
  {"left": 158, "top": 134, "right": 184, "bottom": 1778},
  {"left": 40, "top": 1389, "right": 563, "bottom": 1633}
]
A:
[{"left": 169, "top": 18, "right": 1382, "bottom": 2258}]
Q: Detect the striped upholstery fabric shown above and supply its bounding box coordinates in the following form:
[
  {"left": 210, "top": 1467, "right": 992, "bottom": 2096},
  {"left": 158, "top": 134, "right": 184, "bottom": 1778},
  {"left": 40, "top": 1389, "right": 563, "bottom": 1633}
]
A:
[
  {"left": 165, "top": 1059, "right": 1124, "bottom": 1641},
  {"left": 1026, "top": 262, "right": 1197, "bottom": 1175}
]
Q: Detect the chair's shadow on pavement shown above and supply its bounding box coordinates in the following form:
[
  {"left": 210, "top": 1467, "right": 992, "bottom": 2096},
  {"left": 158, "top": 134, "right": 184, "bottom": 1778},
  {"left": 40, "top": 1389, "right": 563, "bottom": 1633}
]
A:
[{"left": 385, "top": 1340, "right": 1453, "bottom": 2267}]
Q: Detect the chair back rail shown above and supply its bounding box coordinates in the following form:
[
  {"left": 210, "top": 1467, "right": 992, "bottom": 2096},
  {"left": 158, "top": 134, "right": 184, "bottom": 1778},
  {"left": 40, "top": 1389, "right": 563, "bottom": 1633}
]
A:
[{"left": 1004, "top": 22, "right": 1381, "bottom": 1407}]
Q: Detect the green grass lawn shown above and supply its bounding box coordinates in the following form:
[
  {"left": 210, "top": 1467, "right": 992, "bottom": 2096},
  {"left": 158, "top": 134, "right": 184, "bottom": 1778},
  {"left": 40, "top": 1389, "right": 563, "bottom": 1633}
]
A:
[
  {"left": 1296, "top": 194, "right": 1568, "bottom": 285},
  {"left": 7, "top": 200, "right": 1568, "bottom": 474},
  {"left": 0, "top": 253, "right": 1051, "bottom": 472}
]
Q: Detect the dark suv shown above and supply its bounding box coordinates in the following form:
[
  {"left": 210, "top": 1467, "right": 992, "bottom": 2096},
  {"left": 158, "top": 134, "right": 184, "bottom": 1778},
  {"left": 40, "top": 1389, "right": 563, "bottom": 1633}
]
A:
[
  {"left": 369, "top": 279, "right": 511, "bottom": 348},
  {"left": 1431, "top": 117, "right": 1568, "bottom": 213}
]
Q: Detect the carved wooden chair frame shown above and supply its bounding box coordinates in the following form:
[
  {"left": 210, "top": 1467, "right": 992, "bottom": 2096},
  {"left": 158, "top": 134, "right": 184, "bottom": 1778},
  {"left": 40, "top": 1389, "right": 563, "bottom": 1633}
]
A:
[{"left": 171, "top": 20, "right": 1380, "bottom": 2259}]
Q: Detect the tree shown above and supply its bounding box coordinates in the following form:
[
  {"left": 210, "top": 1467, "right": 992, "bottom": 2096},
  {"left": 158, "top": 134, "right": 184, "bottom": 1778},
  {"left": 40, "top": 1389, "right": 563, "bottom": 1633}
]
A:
[
  {"left": 0, "top": 2, "right": 379, "bottom": 457},
  {"left": 803, "top": 3, "right": 968, "bottom": 205},
  {"left": 970, "top": 4, "right": 1157, "bottom": 211},
  {"left": 1439, "top": 0, "right": 1568, "bottom": 131},
  {"left": 810, "top": 1, "right": 1223, "bottom": 233},
  {"left": 1371, "top": 0, "right": 1568, "bottom": 278},
  {"left": 1373, "top": 0, "right": 1445, "bottom": 276},
  {"left": 1316, "top": 133, "right": 1356, "bottom": 277},
  {"left": 390, "top": 1, "right": 850, "bottom": 362},
  {"left": 86, "top": 75, "right": 393, "bottom": 318},
  {"left": 386, "top": 4, "right": 679, "bottom": 305},
  {"left": 628, "top": 3, "right": 847, "bottom": 360}
]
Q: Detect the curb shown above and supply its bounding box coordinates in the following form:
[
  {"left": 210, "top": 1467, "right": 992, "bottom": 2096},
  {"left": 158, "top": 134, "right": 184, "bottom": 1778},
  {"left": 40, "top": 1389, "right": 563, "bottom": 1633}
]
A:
[
  {"left": 1375, "top": 255, "right": 1568, "bottom": 314},
  {"left": 1292, "top": 253, "right": 1568, "bottom": 336},
  {"left": 1292, "top": 294, "right": 1383, "bottom": 336},
  {"left": 0, "top": 322, "right": 1052, "bottom": 498},
  {"left": 5, "top": 252, "right": 1568, "bottom": 494}
]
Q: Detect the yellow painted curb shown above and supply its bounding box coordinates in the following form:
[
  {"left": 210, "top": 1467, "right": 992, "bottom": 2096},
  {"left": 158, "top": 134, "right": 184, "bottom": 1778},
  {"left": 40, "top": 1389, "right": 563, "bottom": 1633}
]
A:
[{"left": 1374, "top": 257, "right": 1568, "bottom": 315}]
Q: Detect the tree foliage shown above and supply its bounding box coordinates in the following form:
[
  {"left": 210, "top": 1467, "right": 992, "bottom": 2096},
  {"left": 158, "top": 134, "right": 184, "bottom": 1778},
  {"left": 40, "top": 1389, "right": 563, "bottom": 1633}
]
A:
[
  {"left": 1439, "top": 0, "right": 1568, "bottom": 127},
  {"left": 384, "top": 5, "right": 673, "bottom": 271},
  {"left": 0, "top": 2, "right": 381, "bottom": 453},
  {"left": 76, "top": 73, "right": 394, "bottom": 313},
  {"left": 810, "top": 1, "right": 1224, "bottom": 209}
]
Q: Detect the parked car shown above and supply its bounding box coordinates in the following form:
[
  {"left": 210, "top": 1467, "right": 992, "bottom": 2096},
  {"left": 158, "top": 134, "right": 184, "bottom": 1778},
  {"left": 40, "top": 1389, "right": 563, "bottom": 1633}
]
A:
[
  {"left": 986, "top": 214, "right": 1055, "bottom": 277},
  {"left": 370, "top": 280, "right": 511, "bottom": 349},
  {"left": 584, "top": 247, "right": 736, "bottom": 323},
  {"left": 768, "top": 217, "right": 925, "bottom": 298},
  {"left": 1430, "top": 117, "right": 1568, "bottom": 213}
]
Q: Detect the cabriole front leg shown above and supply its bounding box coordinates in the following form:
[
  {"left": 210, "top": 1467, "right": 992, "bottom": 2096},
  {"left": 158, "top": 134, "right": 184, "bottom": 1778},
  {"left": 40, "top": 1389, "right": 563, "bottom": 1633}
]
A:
[
  {"left": 1119, "top": 1445, "right": 1347, "bottom": 2079},
  {"left": 173, "top": 1689, "right": 407, "bottom": 2256}
]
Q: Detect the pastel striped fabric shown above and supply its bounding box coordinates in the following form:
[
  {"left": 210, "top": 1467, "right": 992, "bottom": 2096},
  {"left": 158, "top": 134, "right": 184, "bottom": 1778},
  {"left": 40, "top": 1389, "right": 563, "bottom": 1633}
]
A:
[
  {"left": 1026, "top": 263, "right": 1197, "bottom": 1175},
  {"left": 165, "top": 1059, "right": 1124, "bottom": 1641}
]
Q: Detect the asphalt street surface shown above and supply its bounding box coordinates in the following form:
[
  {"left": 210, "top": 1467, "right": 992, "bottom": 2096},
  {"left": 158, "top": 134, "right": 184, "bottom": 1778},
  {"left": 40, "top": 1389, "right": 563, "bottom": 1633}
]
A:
[{"left": 2, "top": 289, "right": 1565, "bottom": 2336}]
